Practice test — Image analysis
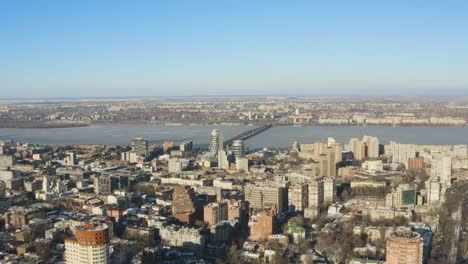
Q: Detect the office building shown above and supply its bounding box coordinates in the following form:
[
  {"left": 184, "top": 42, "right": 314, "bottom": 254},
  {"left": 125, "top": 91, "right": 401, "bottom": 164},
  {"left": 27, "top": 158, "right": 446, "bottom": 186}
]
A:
[
  {"left": 386, "top": 231, "right": 423, "bottom": 264},
  {"left": 65, "top": 223, "right": 110, "bottom": 264},
  {"left": 386, "top": 184, "right": 416, "bottom": 208}
]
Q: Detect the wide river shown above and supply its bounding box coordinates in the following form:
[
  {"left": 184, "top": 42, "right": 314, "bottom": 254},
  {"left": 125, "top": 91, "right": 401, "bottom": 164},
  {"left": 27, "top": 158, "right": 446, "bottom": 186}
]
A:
[{"left": 0, "top": 124, "right": 467, "bottom": 150}]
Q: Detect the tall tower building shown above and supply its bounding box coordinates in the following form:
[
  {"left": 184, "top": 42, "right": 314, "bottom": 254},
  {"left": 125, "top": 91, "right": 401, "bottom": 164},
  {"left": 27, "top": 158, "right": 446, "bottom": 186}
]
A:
[
  {"left": 231, "top": 140, "right": 245, "bottom": 159},
  {"left": 131, "top": 137, "right": 149, "bottom": 157},
  {"left": 363, "top": 135, "right": 379, "bottom": 158},
  {"left": 426, "top": 179, "right": 441, "bottom": 205},
  {"left": 65, "top": 223, "right": 110, "bottom": 264},
  {"left": 333, "top": 143, "right": 343, "bottom": 163},
  {"left": 288, "top": 184, "right": 308, "bottom": 211},
  {"left": 209, "top": 129, "right": 224, "bottom": 153},
  {"left": 308, "top": 179, "right": 324, "bottom": 209},
  {"left": 323, "top": 177, "right": 335, "bottom": 206},
  {"left": 386, "top": 231, "right": 423, "bottom": 264},
  {"left": 65, "top": 151, "right": 77, "bottom": 166},
  {"left": 319, "top": 147, "right": 336, "bottom": 177},
  {"left": 431, "top": 152, "right": 451, "bottom": 187},
  {"left": 347, "top": 138, "right": 366, "bottom": 160},
  {"left": 217, "top": 150, "right": 229, "bottom": 169}
]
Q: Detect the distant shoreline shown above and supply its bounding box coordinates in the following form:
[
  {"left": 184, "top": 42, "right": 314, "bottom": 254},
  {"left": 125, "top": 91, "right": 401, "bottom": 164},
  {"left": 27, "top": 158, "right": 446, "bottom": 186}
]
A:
[
  {"left": 1, "top": 120, "right": 467, "bottom": 129},
  {"left": 0, "top": 121, "right": 90, "bottom": 129}
]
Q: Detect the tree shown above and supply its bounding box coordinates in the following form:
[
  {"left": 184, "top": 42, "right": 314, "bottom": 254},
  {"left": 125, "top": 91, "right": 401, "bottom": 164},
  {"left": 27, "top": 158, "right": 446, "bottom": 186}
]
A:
[
  {"left": 288, "top": 215, "right": 305, "bottom": 227},
  {"left": 34, "top": 240, "right": 52, "bottom": 260},
  {"left": 226, "top": 243, "right": 242, "bottom": 264}
]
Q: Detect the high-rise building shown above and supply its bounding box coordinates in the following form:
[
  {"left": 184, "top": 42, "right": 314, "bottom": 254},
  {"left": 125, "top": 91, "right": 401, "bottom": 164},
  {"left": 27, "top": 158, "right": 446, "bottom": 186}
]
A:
[
  {"left": 244, "top": 183, "right": 288, "bottom": 213},
  {"left": 93, "top": 175, "right": 112, "bottom": 196},
  {"left": 431, "top": 152, "right": 451, "bottom": 187},
  {"left": 323, "top": 177, "right": 335, "bottom": 206},
  {"left": 65, "top": 223, "right": 110, "bottom": 264},
  {"left": 333, "top": 143, "right": 343, "bottom": 163},
  {"left": 209, "top": 129, "right": 223, "bottom": 153},
  {"left": 217, "top": 150, "right": 229, "bottom": 169},
  {"left": 236, "top": 157, "right": 249, "bottom": 172},
  {"left": 231, "top": 139, "right": 245, "bottom": 159},
  {"left": 65, "top": 151, "right": 77, "bottom": 166},
  {"left": 386, "top": 231, "right": 423, "bottom": 264},
  {"left": 204, "top": 201, "right": 228, "bottom": 226},
  {"left": 179, "top": 140, "right": 193, "bottom": 152},
  {"left": 363, "top": 135, "right": 379, "bottom": 158},
  {"left": 310, "top": 141, "right": 327, "bottom": 160},
  {"left": 172, "top": 185, "right": 196, "bottom": 224},
  {"left": 288, "top": 184, "right": 308, "bottom": 212},
  {"left": 308, "top": 179, "right": 324, "bottom": 209},
  {"left": 388, "top": 142, "right": 416, "bottom": 168},
  {"left": 347, "top": 138, "right": 366, "bottom": 160},
  {"left": 319, "top": 147, "right": 336, "bottom": 177},
  {"left": 426, "top": 179, "right": 441, "bottom": 205},
  {"left": 131, "top": 138, "right": 149, "bottom": 157}
]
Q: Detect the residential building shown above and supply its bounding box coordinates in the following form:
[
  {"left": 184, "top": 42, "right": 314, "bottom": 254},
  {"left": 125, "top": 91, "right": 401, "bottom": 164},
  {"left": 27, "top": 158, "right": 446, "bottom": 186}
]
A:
[
  {"left": 172, "top": 185, "right": 196, "bottom": 224},
  {"left": 65, "top": 223, "right": 110, "bottom": 264},
  {"left": 244, "top": 183, "right": 288, "bottom": 213},
  {"left": 386, "top": 231, "right": 423, "bottom": 264}
]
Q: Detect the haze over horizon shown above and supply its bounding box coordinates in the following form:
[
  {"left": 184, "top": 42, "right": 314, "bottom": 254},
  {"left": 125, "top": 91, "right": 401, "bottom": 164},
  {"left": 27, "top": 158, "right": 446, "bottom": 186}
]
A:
[{"left": 1, "top": 1, "right": 468, "bottom": 99}]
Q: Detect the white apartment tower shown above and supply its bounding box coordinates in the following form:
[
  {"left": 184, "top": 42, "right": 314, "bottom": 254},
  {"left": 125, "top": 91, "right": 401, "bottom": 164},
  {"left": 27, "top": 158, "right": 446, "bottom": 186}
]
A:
[{"left": 431, "top": 152, "right": 452, "bottom": 187}]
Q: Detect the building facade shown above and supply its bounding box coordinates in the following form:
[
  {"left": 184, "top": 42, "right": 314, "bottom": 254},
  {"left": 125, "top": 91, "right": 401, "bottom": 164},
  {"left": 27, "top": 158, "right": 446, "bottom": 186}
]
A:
[{"left": 65, "top": 223, "right": 110, "bottom": 264}]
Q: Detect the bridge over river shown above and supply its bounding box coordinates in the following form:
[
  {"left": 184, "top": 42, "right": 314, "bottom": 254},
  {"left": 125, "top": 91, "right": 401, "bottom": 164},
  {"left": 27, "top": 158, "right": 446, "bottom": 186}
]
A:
[{"left": 223, "top": 124, "right": 272, "bottom": 147}]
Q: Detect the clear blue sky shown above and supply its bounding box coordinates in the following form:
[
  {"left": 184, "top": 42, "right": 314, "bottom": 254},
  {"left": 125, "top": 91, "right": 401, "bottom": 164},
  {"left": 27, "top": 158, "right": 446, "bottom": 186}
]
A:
[{"left": 1, "top": 0, "right": 467, "bottom": 98}]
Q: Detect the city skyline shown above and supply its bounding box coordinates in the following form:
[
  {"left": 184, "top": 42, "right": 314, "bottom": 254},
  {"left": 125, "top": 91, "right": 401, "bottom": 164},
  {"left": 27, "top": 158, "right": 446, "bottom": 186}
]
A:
[{"left": 1, "top": 1, "right": 468, "bottom": 99}]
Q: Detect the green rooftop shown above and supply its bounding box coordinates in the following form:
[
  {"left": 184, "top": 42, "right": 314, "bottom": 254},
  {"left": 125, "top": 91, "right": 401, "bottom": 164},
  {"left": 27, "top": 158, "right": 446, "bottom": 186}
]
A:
[{"left": 288, "top": 224, "right": 305, "bottom": 234}]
